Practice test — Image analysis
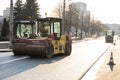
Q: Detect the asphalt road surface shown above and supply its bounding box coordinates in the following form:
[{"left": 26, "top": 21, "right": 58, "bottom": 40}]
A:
[{"left": 0, "top": 37, "right": 112, "bottom": 80}]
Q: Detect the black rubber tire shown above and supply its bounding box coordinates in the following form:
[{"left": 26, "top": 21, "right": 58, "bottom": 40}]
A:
[
  {"left": 65, "top": 43, "right": 72, "bottom": 55},
  {"left": 46, "top": 46, "right": 54, "bottom": 58},
  {"left": 13, "top": 50, "right": 24, "bottom": 55}
]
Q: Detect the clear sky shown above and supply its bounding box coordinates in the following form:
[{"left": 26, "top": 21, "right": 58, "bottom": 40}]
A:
[
  {"left": 0, "top": 0, "right": 120, "bottom": 24},
  {"left": 81, "top": 0, "right": 120, "bottom": 24}
]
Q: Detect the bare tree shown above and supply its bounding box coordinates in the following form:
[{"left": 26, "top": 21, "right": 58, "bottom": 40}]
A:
[
  {"left": 54, "top": 1, "right": 80, "bottom": 35},
  {"left": 90, "top": 19, "right": 110, "bottom": 37},
  {"left": 83, "top": 13, "right": 90, "bottom": 37},
  {"left": 68, "top": 4, "right": 81, "bottom": 38},
  {"left": 53, "top": 1, "right": 63, "bottom": 18}
]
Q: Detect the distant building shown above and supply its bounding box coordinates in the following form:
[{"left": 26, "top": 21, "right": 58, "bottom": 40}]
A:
[
  {"left": 3, "top": 8, "right": 10, "bottom": 21},
  {"left": 69, "top": 2, "right": 91, "bottom": 38},
  {"left": 70, "top": 2, "right": 87, "bottom": 12},
  {"left": 0, "top": 16, "right": 4, "bottom": 22},
  {"left": 69, "top": 2, "right": 90, "bottom": 18}
]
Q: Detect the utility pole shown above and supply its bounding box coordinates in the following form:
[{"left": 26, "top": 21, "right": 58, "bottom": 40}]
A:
[
  {"left": 9, "top": 0, "right": 13, "bottom": 48},
  {"left": 81, "top": 11, "right": 84, "bottom": 40},
  {"left": 62, "top": 0, "right": 65, "bottom": 34}
]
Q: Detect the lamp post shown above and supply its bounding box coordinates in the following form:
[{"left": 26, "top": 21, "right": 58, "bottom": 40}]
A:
[
  {"left": 80, "top": 11, "right": 84, "bottom": 40},
  {"left": 62, "top": 0, "right": 72, "bottom": 34},
  {"left": 9, "top": 0, "right": 13, "bottom": 48},
  {"left": 62, "top": 0, "right": 65, "bottom": 34}
]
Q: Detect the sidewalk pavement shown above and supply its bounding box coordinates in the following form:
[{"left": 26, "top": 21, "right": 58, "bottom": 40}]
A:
[
  {"left": 95, "top": 40, "right": 120, "bottom": 80},
  {"left": 72, "top": 37, "right": 96, "bottom": 43},
  {"left": 0, "top": 41, "right": 9, "bottom": 49},
  {"left": 0, "top": 41, "right": 11, "bottom": 52},
  {"left": 0, "top": 48, "right": 12, "bottom": 52}
]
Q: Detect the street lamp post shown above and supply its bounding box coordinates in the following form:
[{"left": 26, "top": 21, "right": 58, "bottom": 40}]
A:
[
  {"left": 62, "top": 0, "right": 65, "bottom": 34},
  {"left": 9, "top": 0, "right": 13, "bottom": 48}
]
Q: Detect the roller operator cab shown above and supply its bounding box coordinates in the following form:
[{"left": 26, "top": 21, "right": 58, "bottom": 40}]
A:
[
  {"left": 12, "top": 17, "right": 72, "bottom": 58},
  {"left": 105, "top": 30, "right": 114, "bottom": 43},
  {"left": 12, "top": 20, "right": 37, "bottom": 55}
]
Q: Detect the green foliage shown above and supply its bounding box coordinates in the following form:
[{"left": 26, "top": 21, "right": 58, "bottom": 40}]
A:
[
  {"left": 14, "top": 0, "right": 40, "bottom": 20},
  {"left": 23, "top": 0, "right": 40, "bottom": 20},
  {"left": 1, "top": 18, "right": 9, "bottom": 37},
  {"left": 14, "top": 0, "right": 23, "bottom": 20}
]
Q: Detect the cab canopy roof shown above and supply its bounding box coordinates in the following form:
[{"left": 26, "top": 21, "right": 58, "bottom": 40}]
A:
[
  {"left": 14, "top": 20, "right": 35, "bottom": 24},
  {"left": 37, "top": 17, "right": 62, "bottom": 22}
]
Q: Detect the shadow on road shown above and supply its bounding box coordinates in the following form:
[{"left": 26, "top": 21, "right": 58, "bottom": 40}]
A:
[{"left": 0, "top": 54, "right": 66, "bottom": 79}]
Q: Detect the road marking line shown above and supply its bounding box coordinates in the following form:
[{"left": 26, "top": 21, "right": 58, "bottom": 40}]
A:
[{"left": 0, "top": 57, "right": 28, "bottom": 65}]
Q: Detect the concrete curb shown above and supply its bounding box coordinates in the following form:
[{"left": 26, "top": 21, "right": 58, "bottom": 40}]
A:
[
  {"left": 0, "top": 49, "right": 12, "bottom": 52},
  {"left": 0, "top": 41, "right": 9, "bottom": 49}
]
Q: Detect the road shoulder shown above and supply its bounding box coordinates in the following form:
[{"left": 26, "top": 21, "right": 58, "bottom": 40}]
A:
[{"left": 96, "top": 40, "right": 120, "bottom": 80}]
